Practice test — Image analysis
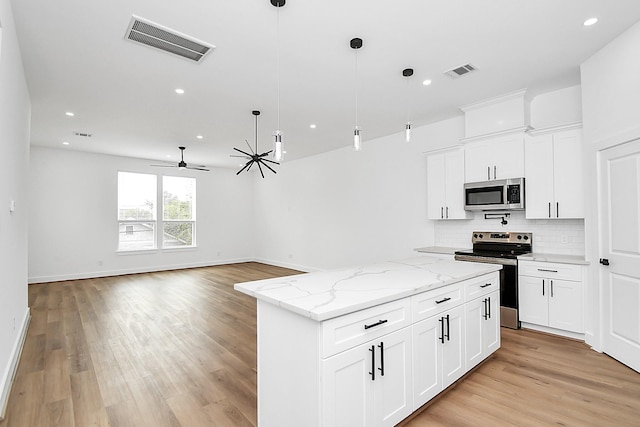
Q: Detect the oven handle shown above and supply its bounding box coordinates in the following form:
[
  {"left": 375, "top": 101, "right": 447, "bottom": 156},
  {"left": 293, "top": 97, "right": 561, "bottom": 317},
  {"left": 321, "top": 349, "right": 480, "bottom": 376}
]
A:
[{"left": 454, "top": 254, "right": 518, "bottom": 266}]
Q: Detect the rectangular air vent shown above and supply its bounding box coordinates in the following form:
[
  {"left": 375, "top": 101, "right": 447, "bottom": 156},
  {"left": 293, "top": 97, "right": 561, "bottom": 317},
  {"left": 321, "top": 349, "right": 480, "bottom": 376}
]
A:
[
  {"left": 73, "top": 131, "right": 93, "bottom": 138},
  {"left": 444, "top": 63, "right": 478, "bottom": 79},
  {"left": 124, "top": 15, "right": 214, "bottom": 63}
]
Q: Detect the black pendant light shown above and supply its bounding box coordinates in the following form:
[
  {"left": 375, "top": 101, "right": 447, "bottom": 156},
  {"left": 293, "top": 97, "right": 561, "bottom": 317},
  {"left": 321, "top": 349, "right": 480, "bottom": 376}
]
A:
[
  {"left": 403, "top": 68, "right": 414, "bottom": 142},
  {"left": 271, "top": 0, "right": 285, "bottom": 161},
  {"left": 231, "top": 110, "right": 279, "bottom": 178},
  {"left": 351, "top": 37, "right": 363, "bottom": 151}
]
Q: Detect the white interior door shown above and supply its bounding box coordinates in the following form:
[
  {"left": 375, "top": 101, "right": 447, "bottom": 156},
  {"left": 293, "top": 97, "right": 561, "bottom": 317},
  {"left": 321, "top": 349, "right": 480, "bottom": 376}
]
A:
[{"left": 600, "top": 138, "right": 640, "bottom": 373}]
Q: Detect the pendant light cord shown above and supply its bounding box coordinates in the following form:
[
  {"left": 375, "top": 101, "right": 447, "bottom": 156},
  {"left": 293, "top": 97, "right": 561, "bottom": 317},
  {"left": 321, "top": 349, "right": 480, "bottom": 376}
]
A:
[{"left": 355, "top": 48, "right": 359, "bottom": 127}]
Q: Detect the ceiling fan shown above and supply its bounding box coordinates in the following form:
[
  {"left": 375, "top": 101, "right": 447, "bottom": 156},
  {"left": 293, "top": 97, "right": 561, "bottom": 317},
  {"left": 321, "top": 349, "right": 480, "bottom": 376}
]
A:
[
  {"left": 231, "top": 110, "right": 279, "bottom": 178},
  {"left": 151, "top": 146, "right": 210, "bottom": 171}
]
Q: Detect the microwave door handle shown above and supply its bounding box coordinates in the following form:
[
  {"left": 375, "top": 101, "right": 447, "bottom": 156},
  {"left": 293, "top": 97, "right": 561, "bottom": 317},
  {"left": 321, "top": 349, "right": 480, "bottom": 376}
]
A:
[{"left": 494, "top": 165, "right": 497, "bottom": 180}]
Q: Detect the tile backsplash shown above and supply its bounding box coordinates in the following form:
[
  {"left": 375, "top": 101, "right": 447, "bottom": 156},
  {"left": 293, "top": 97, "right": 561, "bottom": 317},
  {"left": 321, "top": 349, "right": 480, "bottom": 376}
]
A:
[{"left": 434, "top": 211, "right": 585, "bottom": 255}]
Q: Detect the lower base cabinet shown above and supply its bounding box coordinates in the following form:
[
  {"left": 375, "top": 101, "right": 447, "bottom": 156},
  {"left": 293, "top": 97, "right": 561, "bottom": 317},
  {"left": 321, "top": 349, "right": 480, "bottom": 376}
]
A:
[
  {"left": 412, "top": 305, "right": 466, "bottom": 408},
  {"left": 465, "top": 290, "right": 501, "bottom": 369},
  {"left": 256, "top": 271, "right": 501, "bottom": 427},
  {"left": 322, "top": 327, "right": 413, "bottom": 427}
]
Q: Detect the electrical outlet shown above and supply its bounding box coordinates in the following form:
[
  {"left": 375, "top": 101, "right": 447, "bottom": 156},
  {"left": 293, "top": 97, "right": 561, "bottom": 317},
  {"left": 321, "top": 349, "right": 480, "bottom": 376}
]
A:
[
  {"left": 561, "top": 235, "right": 569, "bottom": 244},
  {"left": 288, "top": 254, "right": 293, "bottom": 259},
  {"left": 13, "top": 317, "right": 16, "bottom": 331}
]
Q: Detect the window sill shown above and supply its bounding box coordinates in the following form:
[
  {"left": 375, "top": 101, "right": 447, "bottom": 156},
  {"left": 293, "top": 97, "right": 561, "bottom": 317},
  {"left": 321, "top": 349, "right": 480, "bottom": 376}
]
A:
[{"left": 116, "top": 246, "right": 198, "bottom": 255}]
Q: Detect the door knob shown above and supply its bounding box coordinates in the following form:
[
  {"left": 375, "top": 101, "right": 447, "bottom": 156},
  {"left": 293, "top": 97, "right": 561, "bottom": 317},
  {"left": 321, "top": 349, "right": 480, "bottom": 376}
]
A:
[{"left": 600, "top": 258, "right": 610, "bottom": 266}]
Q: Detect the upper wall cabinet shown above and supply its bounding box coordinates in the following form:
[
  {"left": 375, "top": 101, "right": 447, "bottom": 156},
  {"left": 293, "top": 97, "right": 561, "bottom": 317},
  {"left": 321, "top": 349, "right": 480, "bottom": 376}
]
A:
[
  {"left": 525, "top": 127, "right": 584, "bottom": 219},
  {"left": 426, "top": 148, "right": 470, "bottom": 220},
  {"left": 463, "top": 133, "right": 525, "bottom": 183}
]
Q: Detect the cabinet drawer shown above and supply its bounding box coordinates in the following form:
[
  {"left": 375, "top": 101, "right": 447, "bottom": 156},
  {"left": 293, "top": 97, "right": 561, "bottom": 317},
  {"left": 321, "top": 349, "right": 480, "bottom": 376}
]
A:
[
  {"left": 519, "top": 261, "right": 582, "bottom": 281},
  {"left": 411, "top": 283, "right": 464, "bottom": 323},
  {"left": 464, "top": 272, "right": 499, "bottom": 301},
  {"left": 321, "top": 298, "right": 411, "bottom": 358}
]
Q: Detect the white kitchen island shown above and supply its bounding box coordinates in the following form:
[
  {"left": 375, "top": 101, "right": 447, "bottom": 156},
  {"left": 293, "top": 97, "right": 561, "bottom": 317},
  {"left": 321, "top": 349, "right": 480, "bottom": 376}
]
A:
[{"left": 235, "top": 256, "right": 502, "bottom": 427}]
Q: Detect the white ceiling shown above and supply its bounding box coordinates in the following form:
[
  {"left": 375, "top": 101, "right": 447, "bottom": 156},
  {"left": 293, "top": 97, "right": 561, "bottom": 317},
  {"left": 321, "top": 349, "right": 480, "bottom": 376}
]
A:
[{"left": 11, "top": 0, "right": 640, "bottom": 170}]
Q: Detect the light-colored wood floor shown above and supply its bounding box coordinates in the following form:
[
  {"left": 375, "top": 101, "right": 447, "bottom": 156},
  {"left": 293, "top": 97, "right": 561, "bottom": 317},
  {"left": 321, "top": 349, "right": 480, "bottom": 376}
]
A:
[{"left": 2, "top": 263, "right": 639, "bottom": 426}]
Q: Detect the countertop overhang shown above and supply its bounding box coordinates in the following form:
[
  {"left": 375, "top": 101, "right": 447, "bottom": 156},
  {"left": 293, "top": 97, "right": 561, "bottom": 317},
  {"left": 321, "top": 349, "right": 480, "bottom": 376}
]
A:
[{"left": 234, "top": 256, "right": 502, "bottom": 322}]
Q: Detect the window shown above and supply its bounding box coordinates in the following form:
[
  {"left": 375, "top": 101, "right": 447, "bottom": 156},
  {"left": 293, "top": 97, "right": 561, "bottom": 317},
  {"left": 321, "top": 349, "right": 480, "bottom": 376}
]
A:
[
  {"left": 117, "top": 172, "right": 196, "bottom": 251},
  {"left": 163, "top": 176, "right": 196, "bottom": 248},
  {"left": 118, "top": 172, "right": 157, "bottom": 251}
]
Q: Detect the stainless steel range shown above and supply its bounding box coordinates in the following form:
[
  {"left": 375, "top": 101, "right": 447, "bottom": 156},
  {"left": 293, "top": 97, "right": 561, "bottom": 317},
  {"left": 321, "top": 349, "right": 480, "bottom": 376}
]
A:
[{"left": 454, "top": 231, "right": 533, "bottom": 329}]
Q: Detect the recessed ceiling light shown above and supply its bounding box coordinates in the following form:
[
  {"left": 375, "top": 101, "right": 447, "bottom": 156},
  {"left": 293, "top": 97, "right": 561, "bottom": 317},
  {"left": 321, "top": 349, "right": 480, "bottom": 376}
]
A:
[
  {"left": 422, "top": 79, "right": 432, "bottom": 86},
  {"left": 584, "top": 17, "right": 598, "bottom": 26},
  {"left": 175, "top": 88, "right": 185, "bottom": 94},
  {"left": 62, "top": 141, "right": 70, "bottom": 145},
  {"left": 310, "top": 124, "right": 317, "bottom": 129},
  {"left": 196, "top": 135, "right": 203, "bottom": 139},
  {"left": 65, "top": 112, "right": 75, "bottom": 117}
]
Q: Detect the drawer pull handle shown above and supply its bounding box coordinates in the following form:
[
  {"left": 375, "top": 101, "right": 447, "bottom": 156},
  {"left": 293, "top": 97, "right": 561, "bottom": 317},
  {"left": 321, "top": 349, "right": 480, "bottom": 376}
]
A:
[
  {"left": 435, "top": 297, "right": 451, "bottom": 304},
  {"left": 364, "top": 319, "right": 388, "bottom": 330},
  {"left": 537, "top": 268, "right": 558, "bottom": 273},
  {"left": 480, "top": 283, "right": 492, "bottom": 288}
]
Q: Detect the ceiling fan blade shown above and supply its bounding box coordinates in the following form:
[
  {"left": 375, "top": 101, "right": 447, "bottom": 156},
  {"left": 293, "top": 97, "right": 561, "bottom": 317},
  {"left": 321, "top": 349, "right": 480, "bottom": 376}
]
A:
[
  {"left": 256, "top": 160, "right": 265, "bottom": 178},
  {"left": 244, "top": 139, "right": 256, "bottom": 155},
  {"left": 186, "top": 166, "right": 210, "bottom": 171},
  {"left": 236, "top": 160, "right": 252, "bottom": 175},
  {"left": 260, "top": 158, "right": 280, "bottom": 165},
  {"left": 258, "top": 150, "right": 274, "bottom": 157},
  {"left": 234, "top": 147, "right": 254, "bottom": 158},
  {"left": 150, "top": 164, "right": 178, "bottom": 168},
  {"left": 258, "top": 158, "right": 277, "bottom": 175}
]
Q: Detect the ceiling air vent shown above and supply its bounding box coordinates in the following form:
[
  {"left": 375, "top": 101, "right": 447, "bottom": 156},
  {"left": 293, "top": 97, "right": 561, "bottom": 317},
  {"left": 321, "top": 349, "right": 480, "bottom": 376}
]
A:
[
  {"left": 444, "top": 63, "right": 478, "bottom": 79},
  {"left": 124, "top": 15, "right": 214, "bottom": 63},
  {"left": 73, "top": 131, "right": 93, "bottom": 138}
]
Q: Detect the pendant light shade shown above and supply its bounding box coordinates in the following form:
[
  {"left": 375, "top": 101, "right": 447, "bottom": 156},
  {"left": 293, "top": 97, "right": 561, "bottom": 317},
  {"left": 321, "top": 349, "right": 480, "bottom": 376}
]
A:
[
  {"left": 403, "top": 68, "right": 414, "bottom": 142},
  {"left": 351, "top": 37, "right": 363, "bottom": 151},
  {"left": 272, "top": 0, "right": 285, "bottom": 161}
]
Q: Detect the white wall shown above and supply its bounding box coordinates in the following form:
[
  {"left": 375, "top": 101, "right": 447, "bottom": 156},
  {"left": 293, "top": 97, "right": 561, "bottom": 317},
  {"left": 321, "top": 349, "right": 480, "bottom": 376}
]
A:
[
  {"left": 580, "top": 19, "right": 640, "bottom": 350},
  {"left": 252, "top": 116, "right": 465, "bottom": 272},
  {"left": 0, "top": 0, "right": 30, "bottom": 416},
  {"left": 28, "top": 147, "right": 256, "bottom": 282},
  {"left": 530, "top": 85, "right": 582, "bottom": 130}
]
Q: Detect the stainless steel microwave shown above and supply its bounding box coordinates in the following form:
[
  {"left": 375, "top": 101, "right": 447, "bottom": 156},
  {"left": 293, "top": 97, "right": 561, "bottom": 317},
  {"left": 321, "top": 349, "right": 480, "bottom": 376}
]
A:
[{"left": 464, "top": 178, "right": 525, "bottom": 211}]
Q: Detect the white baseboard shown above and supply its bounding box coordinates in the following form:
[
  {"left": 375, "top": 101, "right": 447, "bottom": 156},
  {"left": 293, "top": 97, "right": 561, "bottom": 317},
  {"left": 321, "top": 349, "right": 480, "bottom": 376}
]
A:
[
  {"left": 520, "top": 322, "right": 585, "bottom": 341},
  {"left": 0, "top": 308, "right": 31, "bottom": 421},
  {"left": 27, "top": 257, "right": 255, "bottom": 284}
]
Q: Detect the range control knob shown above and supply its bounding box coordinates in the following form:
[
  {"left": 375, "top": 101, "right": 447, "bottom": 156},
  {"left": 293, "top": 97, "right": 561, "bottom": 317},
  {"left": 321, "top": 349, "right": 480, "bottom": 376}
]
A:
[
  {"left": 473, "top": 233, "right": 478, "bottom": 238},
  {"left": 523, "top": 235, "right": 529, "bottom": 240},
  {"left": 479, "top": 234, "right": 484, "bottom": 239},
  {"left": 517, "top": 235, "right": 522, "bottom": 240}
]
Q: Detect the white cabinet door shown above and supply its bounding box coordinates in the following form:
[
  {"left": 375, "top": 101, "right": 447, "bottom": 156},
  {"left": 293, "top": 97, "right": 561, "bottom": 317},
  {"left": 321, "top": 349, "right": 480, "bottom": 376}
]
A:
[
  {"left": 411, "top": 314, "right": 441, "bottom": 409},
  {"left": 548, "top": 279, "right": 583, "bottom": 333},
  {"left": 427, "top": 148, "right": 468, "bottom": 220},
  {"left": 483, "top": 291, "right": 501, "bottom": 356},
  {"left": 374, "top": 328, "right": 413, "bottom": 427},
  {"left": 412, "top": 306, "right": 466, "bottom": 409},
  {"left": 518, "top": 276, "right": 549, "bottom": 325},
  {"left": 465, "top": 141, "right": 495, "bottom": 182},
  {"left": 441, "top": 305, "right": 466, "bottom": 389},
  {"left": 322, "top": 327, "right": 413, "bottom": 427},
  {"left": 553, "top": 129, "right": 584, "bottom": 219},
  {"left": 427, "top": 152, "right": 447, "bottom": 219},
  {"left": 525, "top": 129, "right": 584, "bottom": 219},
  {"left": 465, "top": 134, "right": 525, "bottom": 182},
  {"left": 322, "top": 341, "right": 375, "bottom": 427},
  {"left": 493, "top": 134, "right": 525, "bottom": 180},
  {"left": 465, "top": 291, "right": 500, "bottom": 370},
  {"left": 525, "top": 134, "right": 555, "bottom": 219},
  {"left": 443, "top": 149, "right": 468, "bottom": 219}
]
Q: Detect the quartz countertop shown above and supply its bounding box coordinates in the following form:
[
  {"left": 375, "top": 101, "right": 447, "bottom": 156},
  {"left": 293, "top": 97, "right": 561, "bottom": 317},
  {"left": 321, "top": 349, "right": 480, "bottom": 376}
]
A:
[
  {"left": 518, "top": 253, "right": 589, "bottom": 265},
  {"left": 414, "top": 246, "right": 469, "bottom": 255},
  {"left": 234, "top": 256, "right": 501, "bottom": 322}
]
